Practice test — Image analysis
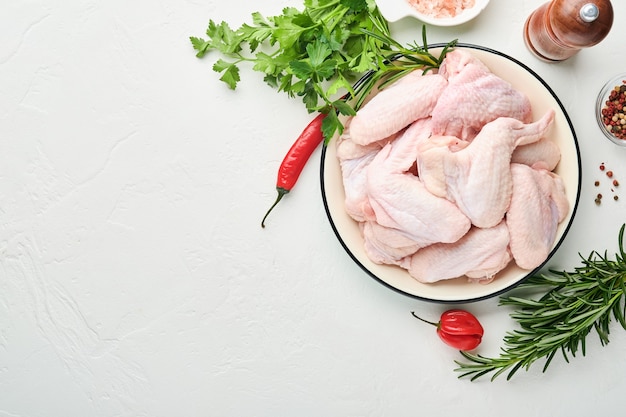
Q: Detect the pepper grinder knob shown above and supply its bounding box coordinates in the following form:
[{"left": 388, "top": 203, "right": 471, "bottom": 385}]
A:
[
  {"left": 580, "top": 3, "right": 599, "bottom": 22},
  {"left": 524, "top": 0, "right": 614, "bottom": 62}
]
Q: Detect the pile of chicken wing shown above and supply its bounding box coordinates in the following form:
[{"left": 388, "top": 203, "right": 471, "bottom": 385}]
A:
[{"left": 337, "top": 49, "right": 568, "bottom": 284}]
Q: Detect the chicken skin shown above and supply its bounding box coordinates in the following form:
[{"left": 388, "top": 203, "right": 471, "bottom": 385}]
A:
[
  {"left": 431, "top": 49, "right": 532, "bottom": 140},
  {"left": 366, "top": 118, "right": 471, "bottom": 247},
  {"left": 511, "top": 136, "right": 562, "bottom": 171},
  {"left": 417, "top": 110, "right": 555, "bottom": 228},
  {"left": 401, "top": 221, "right": 511, "bottom": 283},
  {"left": 360, "top": 221, "right": 423, "bottom": 266},
  {"left": 507, "top": 163, "right": 569, "bottom": 270},
  {"left": 349, "top": 71, "right": 447, "bottom": 145}
]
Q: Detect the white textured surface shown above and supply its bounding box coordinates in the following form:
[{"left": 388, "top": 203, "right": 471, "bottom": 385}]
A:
[{"left": 1, "top": 0, "right": 626, "bottom": 415}]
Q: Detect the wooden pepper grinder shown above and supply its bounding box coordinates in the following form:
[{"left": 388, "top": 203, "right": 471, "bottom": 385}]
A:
[{"left": 524, "top": 0, "right": 613, "bottom": 62}]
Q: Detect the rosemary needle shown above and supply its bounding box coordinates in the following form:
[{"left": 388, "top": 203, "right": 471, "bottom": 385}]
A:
[{"left": 454, "top": 224, "right": 626, "bottom": 382}]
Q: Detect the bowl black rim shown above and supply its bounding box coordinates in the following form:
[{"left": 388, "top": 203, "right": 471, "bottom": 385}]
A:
[{"left": 319, "top": 42, "right": 582, "bottom": 304}]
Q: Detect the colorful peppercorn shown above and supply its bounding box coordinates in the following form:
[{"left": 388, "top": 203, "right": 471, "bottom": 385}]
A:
[
  {"left": 594, "top": 162, "right": 620, "bottom": 204},
  {"left": 602, "top": 81, "right": 626, "bottom": 141}
]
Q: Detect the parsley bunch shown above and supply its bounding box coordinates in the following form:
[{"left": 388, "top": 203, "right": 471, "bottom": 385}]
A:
[
  {"left": 190, "top": 0, "right": 455, "bottom": 140},
  {"left": 455, "top": 224, "right": 626, "bottom": 381}
]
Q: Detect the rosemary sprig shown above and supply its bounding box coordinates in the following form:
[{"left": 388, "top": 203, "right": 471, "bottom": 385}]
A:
[{"left": 454, "top": 224, "right": 626, "bottom": 381}]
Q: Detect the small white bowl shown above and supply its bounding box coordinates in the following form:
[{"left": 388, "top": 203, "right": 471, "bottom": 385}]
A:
[
  {"left": 376, "top": 0, "right": 490, "bottom": 26},
  {"left": 596, "top": 73, "right": 626, "bottom": 147}
]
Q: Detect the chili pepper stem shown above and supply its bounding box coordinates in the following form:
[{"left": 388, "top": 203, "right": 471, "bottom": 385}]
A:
[
  {"left": 261, "top": 187, "right": 290, "bottom": 228},
  {"left": 411, "top": 311, "right": 439, "bottom": 327}
]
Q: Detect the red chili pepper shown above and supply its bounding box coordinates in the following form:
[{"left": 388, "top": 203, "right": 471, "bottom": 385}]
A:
[
  {"left": 261, "top": 112, "right": 327, "bottom": 228},
  {"left": 411, "top": 309, "right": 484, "bottom": 351}
]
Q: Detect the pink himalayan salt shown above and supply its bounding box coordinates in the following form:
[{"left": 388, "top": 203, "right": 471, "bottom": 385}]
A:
[{"left": 406, "top": 0, "right": 475, "bottom": 18}]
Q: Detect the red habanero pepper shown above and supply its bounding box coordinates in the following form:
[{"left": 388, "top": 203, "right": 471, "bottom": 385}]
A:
[
  {"left": 411, "top": 309, "right": 484, "bottom": 351},
  {"left": 261, "top": 112, "right": 327, "bottom": 228}
]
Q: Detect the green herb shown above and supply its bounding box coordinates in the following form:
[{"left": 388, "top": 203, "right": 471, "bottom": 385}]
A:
[
  {"left": 190, "top": 0, "right": 456, "bottom": 141},
  {"left": 455, "top": 224, "right": 626, "bottom": 381}
]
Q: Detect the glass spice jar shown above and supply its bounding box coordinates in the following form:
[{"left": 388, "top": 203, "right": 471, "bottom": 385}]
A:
[{"left": 596, "top": 74, "right": 626, "bottom": 147}]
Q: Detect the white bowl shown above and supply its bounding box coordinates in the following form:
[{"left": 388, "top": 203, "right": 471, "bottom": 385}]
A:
[
  {"left": 320, "top": 44, "right": 581, "bottom": 303},
  {"left": 376, "top": 0, "right": 490, "bottom": 25}
]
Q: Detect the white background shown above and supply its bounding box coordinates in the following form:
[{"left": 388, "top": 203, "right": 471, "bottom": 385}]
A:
[{"left": 1, "top": 0, "right": 626, "bottom": 416}]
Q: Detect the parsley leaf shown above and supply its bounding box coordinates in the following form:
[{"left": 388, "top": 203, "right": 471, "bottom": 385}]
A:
[
  {"left": 191, "top": 2, "right": 456, "bottom": 141},
  {"left": 290, "top": 60, "right": 314, "bottom": 81},
  {"left": 212, "top": 59, "right": 240, "bottom": 89},
  {"left": 307, "top": 42, "right": 331, "bottom": 67},
  {"left": 340, "top": 0, "right": 369, "bottom": 13},
  {"left": 321, "top": 110, "right": 342, "bottom": 140}
]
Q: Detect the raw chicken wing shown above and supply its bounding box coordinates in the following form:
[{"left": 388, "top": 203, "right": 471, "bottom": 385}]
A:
[
  {"left": 336, "top": 124, "right": 391, "bottom": 222},
  {"left": 507, "top": 163, "right": 569, "bottom": 270},
  {"left": 366, "top": 118, "right": 471, "bottom": 246},
  {"left": 432, "top": 50, "right": 532, "bottom": 140},
  {"left": 418, "top": 110, "right": 555, "bottom": 228},
  {"left": 349, "top": 71, "right": 447, "bottom": 145},
  {"left": 361, "top": 221, "right": 422, "bottom": 266},
  {"left": 401, "top": 221, "right": 512, "bottom": 283},
  {"left": 511, "top": 136, "right": 562, "bottom": 171}
]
